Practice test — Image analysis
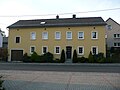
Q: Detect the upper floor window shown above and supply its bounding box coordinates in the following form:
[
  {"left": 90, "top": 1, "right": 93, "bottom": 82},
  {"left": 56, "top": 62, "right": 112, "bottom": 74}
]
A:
[
  {"left": 30, "top": 32, "right": 36, "bottom": 40},
  {"left": 54, "top": 46, "right": 60, "bottom": 54},
  {"left": 114, "top": 34, "right": 120, "bottom": 38},
  {"left": 15, "top": 37, "right": 20, "bottom": 43},
  {"left": 42, "top": 46, "right": 48, "bottom": 54},
  {"left": 91, "top": 31, "right": 98, "bottom": 39},
  {"left": 55, "top": 32, "right": 61, "bottom": 39},
  {"left": 114, "top": 42, "right": 120, "bottom": 47},
  {"left": 78, "top": 32, "right": 84, "bottom": 39},
  {"left": 78, "top": 46, "right": 84, "bottom": 55},
  {"left": 66, "top": 31, "right": 72, "bottom": 39},
  {"left": 91, "top": 46, "right": 98, "bottom": 55},
  {"left": 42, "top": 32, "right": 48, "bottom": 40},
  {"left": 30, "top": 46, "right": 35, "bottom": 54},
  {"left": 106, "top": 25, "right": 112, "bottom": 30}
]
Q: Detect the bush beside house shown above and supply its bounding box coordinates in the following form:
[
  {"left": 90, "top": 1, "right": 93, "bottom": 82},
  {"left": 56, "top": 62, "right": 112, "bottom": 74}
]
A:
[
  {"left": 22, "top": 52, "right": 60, "bottom": 63},
  {"left": 22, "top": 50, "right": 119, "bottom": 63},
  {"left": 60, "top": 49, "right": 65, "bottom": 63},
  {"left": 72, "top": 50, "right": 77, "bottom": 63},
  {"left": 0, "top": 48, "right": 8, "bottom": 62},
  {"left": 0, "top": 76, "right": 5, "bottom": 90}
]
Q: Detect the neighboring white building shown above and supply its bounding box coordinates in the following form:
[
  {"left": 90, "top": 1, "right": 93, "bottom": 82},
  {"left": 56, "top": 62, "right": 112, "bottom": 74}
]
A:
[
  {"left": 106, "top": 18, "right": 120, "bottom": 50},
  {"left": 0, "top": 32, "right": 3, "bottom": 47}
]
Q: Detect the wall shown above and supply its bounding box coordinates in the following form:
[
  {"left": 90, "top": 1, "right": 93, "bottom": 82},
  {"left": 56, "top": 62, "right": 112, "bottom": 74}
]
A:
[
  {"left": 0, "top": 33, "right": 3, "bottom": 47},
  {"left": 8, "top": 26, "right": 106, "bottom": 61},
  {"left": 106, "top": 19, "right": 120, "bottom": 48}
]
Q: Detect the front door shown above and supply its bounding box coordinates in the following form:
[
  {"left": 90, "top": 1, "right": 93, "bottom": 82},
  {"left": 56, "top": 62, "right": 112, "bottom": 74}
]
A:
[{"left": 66, "top": 46, "right": 72, "bottom": 59}]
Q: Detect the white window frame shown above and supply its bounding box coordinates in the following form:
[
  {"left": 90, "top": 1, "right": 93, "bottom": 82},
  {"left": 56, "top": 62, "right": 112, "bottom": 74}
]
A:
[
  {"left": 78, "top": 46, "right": 84, "bottom": 55},
  {"left": 91, "top": 31, "right": 98, "bottom": 39},
  {"left": 42, "top": 32, "right": 48, "bottom": 40},
  {"left": 54, "top": 46, "right": 61, "bottom": 54},
  {"left": 91, "top": 46, "right": 98, "bottom": 55},
  {"left": 66, "top": 31, "right": 72, "bottom": 40},
  {"left": 42, "top": 46, "right": 48, "bottom": 54},
  {"left": 78, "top": 31, "right": 84, "bottom": 39},
  {"left": 114, "top": 34, "right": 120, "bottom": 38},
  {"left": 55, "top": 31, "right": 61, "bottom": 40},
  {"left": 30, "top": 32, "right": 36, "bottom": 40},
  {"left": 114, "top": 42, "right": 120, "bottom": 47},
  {"left": 30, "top": 46, "right": 36, "bottom": 54},
  {"left": 15, "top": 36, "right": 21, "bottom": 43}
]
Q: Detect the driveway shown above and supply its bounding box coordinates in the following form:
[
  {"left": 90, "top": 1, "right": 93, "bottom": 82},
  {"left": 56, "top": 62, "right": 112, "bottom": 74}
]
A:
[{"left": 1, "top": 70, "right": 120, "bottom": 90}]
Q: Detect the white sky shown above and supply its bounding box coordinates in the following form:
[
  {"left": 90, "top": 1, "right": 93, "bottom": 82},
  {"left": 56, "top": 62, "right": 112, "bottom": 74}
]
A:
[{"left": 0, "top": 0, "right": 120, "bottom": 36}]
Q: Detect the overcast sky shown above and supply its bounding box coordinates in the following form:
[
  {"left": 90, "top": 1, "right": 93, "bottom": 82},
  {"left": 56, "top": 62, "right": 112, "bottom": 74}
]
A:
[{"left": 0, "top": 0, "right": 120, "bottom": 36}]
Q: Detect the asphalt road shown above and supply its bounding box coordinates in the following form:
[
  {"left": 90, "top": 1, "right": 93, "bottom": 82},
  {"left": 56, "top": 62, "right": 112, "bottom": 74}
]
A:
[{"left": 0, "top": 63, "right": 120, "bottom": 73}]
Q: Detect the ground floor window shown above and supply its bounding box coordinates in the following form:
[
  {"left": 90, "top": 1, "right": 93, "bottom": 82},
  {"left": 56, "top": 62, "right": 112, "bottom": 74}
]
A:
[
  {"left": 42, "top": 46, "right": 48, "bottom": 54},
  {"left": 78, "top": 46, "right": 84, "bottom": 55},
  {"left": 54, "top": 46, "right": 60, "bottom": 54},
  {"left": 30, "top": 46, "right": 35, "bottom": 54},
  {"left": 91, "top": 46, "right": 98, "bottom": 55}
]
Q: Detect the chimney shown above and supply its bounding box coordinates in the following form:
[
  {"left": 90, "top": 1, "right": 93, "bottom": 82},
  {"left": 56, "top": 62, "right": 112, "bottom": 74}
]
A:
[
  {"left": 56, "top": 15, "right": 59, "bottom": 19},
  {"left": 73, "top": 14, "right": 76, "bottom": 18}
]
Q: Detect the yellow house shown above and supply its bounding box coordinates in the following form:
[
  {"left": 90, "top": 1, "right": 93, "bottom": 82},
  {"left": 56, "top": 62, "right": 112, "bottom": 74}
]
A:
[{"left": 7, "top": 15, "right": 106, "bottom": 62}]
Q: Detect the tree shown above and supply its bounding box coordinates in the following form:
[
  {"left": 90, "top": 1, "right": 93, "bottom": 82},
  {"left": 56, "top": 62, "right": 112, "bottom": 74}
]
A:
[
  {"left": 88, "top": 51, "right": 94, "bottom": 63},
  {"left": 60, "top": 49, "right": 65, "bottom": 63},
  {"left": 0, "top": 29, "right": 6, "bottom": 37},
  {"left": 72, "top": 50, "right": 78, "bottom": 63}
]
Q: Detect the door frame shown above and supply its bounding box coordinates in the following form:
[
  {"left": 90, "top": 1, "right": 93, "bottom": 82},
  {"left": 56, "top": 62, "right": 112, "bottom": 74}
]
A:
[{"left": 66, "top": 46, "right": 72, "bottom": 59}]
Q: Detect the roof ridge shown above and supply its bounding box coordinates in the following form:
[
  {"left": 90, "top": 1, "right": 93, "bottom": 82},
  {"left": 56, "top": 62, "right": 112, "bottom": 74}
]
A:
[{"left": 106, "top": 18, "right": 120, "bottom": 26}]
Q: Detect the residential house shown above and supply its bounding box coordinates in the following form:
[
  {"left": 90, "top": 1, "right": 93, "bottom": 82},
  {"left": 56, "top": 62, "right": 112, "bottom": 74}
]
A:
[
  {"left": 106, "top": 18, "right": 120, "bottom": 51},
  {"left": 7, "top": 15, "right": 106, "bottom": 61},
  {"left": 0, "top": 31, "right": 3, "bottom": 47},
  {"left": 3, "top": 37, "right": 8, "bottom": 48}
]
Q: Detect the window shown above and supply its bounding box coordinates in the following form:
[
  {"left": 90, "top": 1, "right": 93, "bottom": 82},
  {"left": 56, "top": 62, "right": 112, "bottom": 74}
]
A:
[
  {"left": 54, "top": 46, "right": 60, "bottom": 54},
  {"left": 30, "top": 46, "right": 35, "bottom": 54},
  {"left": 66, "top": 31, "right": 72, "bottom": 39},
  {"left": 78, "top": 32, "right": 84, "bottom": 39},
  {"left": 91, "top": 31, "right": 98, "bottom": 39},
  {"left": 78, "top": 46, "right": 84, "bottom": 55},
  {"left": 55, "top": 32, "right": 61, "bottom": 39},
  {"left": 30, "top": 32, "right": 36, "bottom": 40},
  {"left": 16, "top": 37, "right": 20, "bottom": 43},
  {"left": 114, "top": 34, "right": 120, "bottom": 38},
  {"left": 107, "top": 25, "right": 112, "bottom": 30},
  {"left": 42, "top": 32, "right": 48, "bottom": 39},
  {"left": 91, "top": 46, "right": 98, "bottom": 55},
  {"left": 114, "top": 42, "right": 120, "bottom": 47},
  {"left": 42, "top": 46, "right": 48, "bottom": 54}
]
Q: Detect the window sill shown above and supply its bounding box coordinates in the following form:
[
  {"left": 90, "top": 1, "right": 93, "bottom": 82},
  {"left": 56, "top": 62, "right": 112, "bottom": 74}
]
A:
[
  {"left": 54, "top": 53, "right": 60, "bottom": 55},
  {"left": 91, "top": 38, "right": 98, "bottom": 40}
]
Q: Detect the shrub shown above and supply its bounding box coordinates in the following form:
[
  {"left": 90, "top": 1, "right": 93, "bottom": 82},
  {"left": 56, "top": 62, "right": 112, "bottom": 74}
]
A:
[
  {"left": 22, "top": 53, "right": 31, "bottom": 62},
  {"left": 110, "top": 53, "right": 120, "bottom": 63},
  {"left": 60, "top": 49, "right": 65, "bottom": 63},
  {"left": 30, "top": 52, "right": 40, "bottom": 62},
  {"left": 78, "top": 57, "right": 89, "bottom": 63},
  {"left": 88, "top": 51, "right": 94, "bottom": 63},
  {"left": 0, "top": 48, "right": 8, "bottom": 61},
  {"left": 0, "top": 76, "right": 5, "bottom": 90},
  {"left": 42, "top": 52, "right": 53, "bottom": 62},
  {"left": 72, "top": 50, "right": 78, "bottom": 63}
]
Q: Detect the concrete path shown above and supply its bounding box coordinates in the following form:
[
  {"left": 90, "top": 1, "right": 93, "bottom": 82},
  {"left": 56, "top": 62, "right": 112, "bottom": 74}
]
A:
[{"left": 0, "top": 70, "right": 120, "bottom": 90}]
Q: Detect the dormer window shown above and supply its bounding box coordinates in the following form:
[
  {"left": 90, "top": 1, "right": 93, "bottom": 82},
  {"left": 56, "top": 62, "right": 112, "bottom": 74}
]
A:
[{"left": 40, "top": 22, "right": 46, "bottom": 24}]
